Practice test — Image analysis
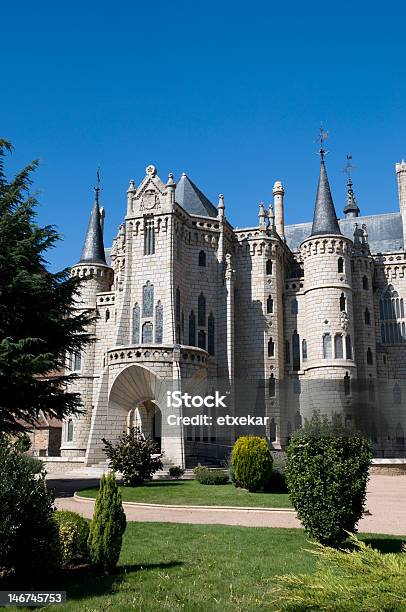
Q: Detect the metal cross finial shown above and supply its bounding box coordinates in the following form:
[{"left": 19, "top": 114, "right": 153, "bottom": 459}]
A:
[
  {"left": 94, "top": 166, "right": 102, "bottom": 203},
  {"left": 316, "top": 126, "right": 329, "bottom": 160}
]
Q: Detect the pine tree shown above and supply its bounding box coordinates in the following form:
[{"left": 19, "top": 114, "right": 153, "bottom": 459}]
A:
[
  {"left": 88, "top": 472, "right": 127, "bottom": 572},
  {"left": 0, "top": 139, "right": 94, "bottom": 433}
]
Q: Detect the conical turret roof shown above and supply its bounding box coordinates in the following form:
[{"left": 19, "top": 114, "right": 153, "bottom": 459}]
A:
[
  {"left": 311, "top": 159, "right": 341, "bottom": 236},
  {"left": 79, "top": 195, "right": 107, "bottom": 265}
]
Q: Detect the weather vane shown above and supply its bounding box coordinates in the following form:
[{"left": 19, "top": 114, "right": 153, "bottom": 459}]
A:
[
  {"left": 94, "top": 166, "right": 102, "bottom": 203},
  {"left": 315, "top": 126, "right": 329, "bottom": 160},
  {"left": 343, "top": 154, "right": 355, "bottom": 181}
]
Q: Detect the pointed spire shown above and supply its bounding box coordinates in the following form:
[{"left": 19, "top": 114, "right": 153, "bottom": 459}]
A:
[
  {"left": 310, "top": 158, "right": 341, "bottom": 236},
  {"left": 79, "top": 175, "right": 107, "bottom": 265},
  {"left": 343, "top": 176, "right": 360, "bottom": 218},
  {"left": 258, "top": 201, "right": 266, "bottom": 231}
]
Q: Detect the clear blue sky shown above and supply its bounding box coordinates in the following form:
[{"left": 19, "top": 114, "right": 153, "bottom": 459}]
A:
[{"left": 2, "top": 1, "right": 406, "bottom": 270}]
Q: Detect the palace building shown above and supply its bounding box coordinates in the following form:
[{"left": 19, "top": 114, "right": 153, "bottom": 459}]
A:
[{"left": 61, "top": 152, "right": 406, "bottom": 467}]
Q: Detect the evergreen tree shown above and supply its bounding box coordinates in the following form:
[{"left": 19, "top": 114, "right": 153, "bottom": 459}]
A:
[
  {"left": 88, "top": 472, "right": 127, "bottom": 572},
  {"left": 0, "top": 139, "right": 93, "bottom": 433}
]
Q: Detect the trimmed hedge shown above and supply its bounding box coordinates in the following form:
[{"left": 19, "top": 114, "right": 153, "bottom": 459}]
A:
[
  {"left": 54, "top": 510, "right": 89, "bottom": 567},
  {"left": 232, "top": 436, "right": 273, "bottom": 492},
  {"left": 285, "top": 412, "right": 372, "bottom": 546},
  {"left": 193, "top": 465, "right": 229, "bottom": 485}
]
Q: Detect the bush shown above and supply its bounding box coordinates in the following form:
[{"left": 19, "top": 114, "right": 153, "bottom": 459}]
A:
[
  {"left": 88, "top": 472, "right": 127, "bottom": 572},
  {"left": 231, "top": 436, "right": 273, "bottom": 492},
  {"left": 102, "top": 427, "right": 163, "bottom": 486},
  {"left": 54, "top": 510, "right": 89, "bottom": 567},
  {"left": 285, "top": 412, "right": 372, "bottom": 546},
  {"left": 0, "top": 438, "right": 60, "bottom": 580},
  {"left": 273, "top": 534, "right": 406, "bottom": 611},
  {"left": 193, "top": 465, "right": 229, "bottom": 485},
  {"left": 168, "top": 466, "right": 184, "bottom": 480}
]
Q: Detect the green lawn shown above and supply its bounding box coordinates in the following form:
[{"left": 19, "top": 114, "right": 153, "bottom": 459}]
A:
[
  {"left": 78, "top": 479, "right": 292, "bottom": 508},
  {"left": 4, "top": 524, "right": 405, "bottom": 612}
]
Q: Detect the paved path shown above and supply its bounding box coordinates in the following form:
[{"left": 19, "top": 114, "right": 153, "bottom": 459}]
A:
[{"left": 50, "top": 473, "right": 406, "bottom": 535}]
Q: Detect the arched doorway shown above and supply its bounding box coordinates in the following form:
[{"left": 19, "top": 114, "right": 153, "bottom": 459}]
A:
[{"left": 127, "top": 401, "right": 162, "bottom": 451}]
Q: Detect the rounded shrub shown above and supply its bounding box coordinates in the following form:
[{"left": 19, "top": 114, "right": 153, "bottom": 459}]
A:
[
  {"left": 231, "top": 436, "right": 273, "bottom": 492},
  {"left": 168, "top": 466, "right": 185, "bottom": 480},
  {"left": 54, "top": 510, "right": 89, "bottom": 567},
  {"left": 285, "top": 412, "right": 372, "bottom": 546}
]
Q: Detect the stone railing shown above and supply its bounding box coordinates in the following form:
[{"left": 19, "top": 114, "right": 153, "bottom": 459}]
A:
[{"left": 106, "top": 344, "right": 208, "bottom": 367}]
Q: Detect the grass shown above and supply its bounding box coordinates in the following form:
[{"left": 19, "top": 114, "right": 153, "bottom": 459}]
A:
[
  {"left": 77, "top": 479, "right": 292, "bottom": 508},
  {"left": 4, "top": 524, "right": 405, "bottom": 611}
]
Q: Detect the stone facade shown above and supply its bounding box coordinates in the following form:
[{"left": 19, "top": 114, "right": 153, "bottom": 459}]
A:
[{"left": 60, "top": 158, "right": 406, "bottom": 466}]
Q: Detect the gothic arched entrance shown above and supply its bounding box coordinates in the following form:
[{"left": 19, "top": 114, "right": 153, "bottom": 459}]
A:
[{"left": 127, "top": 401, "right": 162, "bottom": 451}]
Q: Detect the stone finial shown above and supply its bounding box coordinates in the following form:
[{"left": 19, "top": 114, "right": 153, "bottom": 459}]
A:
[
  {"left": 218, "top": 193, "right": 225, "bottom": 209},
  {"left": 343, "top": 177, "right": 360, "bottom": 218},
  {"left": 166, "top": 172, "right": 176, "bottom": 208},
  {"left": 127, "top": 179, "right": 136, "bottom": 193},
  {"left": 258, "top": 202, "right": 266, "bottom": 231},
  {"left": 146, "top": 164, "right": 157, "bottom": 177},
  {"left": 269, "top": 203, "right": 276, "bottom": 233},
  {"left": 272, "top": 180, "right": 284, "bottom": 196},
  {"left": 166, "top": 172, "right": 175, "bottom": 186}
]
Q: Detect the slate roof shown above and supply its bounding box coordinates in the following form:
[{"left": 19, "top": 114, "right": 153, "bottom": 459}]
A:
[
  {"left": 175, "top": 173, "right": 218, "bottom": 218},
  {"left": 285, "top": 212, "right": 404, "bottom": 254},
  {"left": 79, "top": 199, "right": 107, "bottom": 265},
  {"left": 311, "top": 160, "right": 341, "bottom": 236}
]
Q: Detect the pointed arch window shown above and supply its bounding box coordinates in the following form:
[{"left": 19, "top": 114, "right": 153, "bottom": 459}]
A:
[
  {"left": 132, "top": 303, "right": 140, "bottom": 343},
  {"left": 338, "top": 257, "right": 344, "bottom": 273},
  {"left": 302, "top": 339, "right": 308, "bottom": 361},
  {"left": 198, "top": 293, "right": 206, "bottom": 327},
  {"left": 268, "top": 337, "right": 275, "bottom": 357},
  {"left": 364, "top": 308, "right": 371, "bottom": 325},
  {"left": 105, "top": 309, "right": 110, "bottom": 322},
  {"left": 198, "top": 250, "right": 206, "bottom": 267},
  {"left": 380, "top": 285, "right": 405, "bottom": 344},
  {"left": 189, "top": 311, "right": 196, "bottom": 346},
  {"left": 345, "top": 335, "right": 352, "bottom": 359},
  {"left": 393, "top": 383, "right": 402, "bottom": 405},
  {"left": 266, "top": 259, "right": 273, "bottom": 275},
  {"left": 144, "top": 215, "right": 155, "bottom": 255},
  {"left": 198, "top": 329, "right": 206, "bottom": 350},
  {"left": 362, "top": 275, "right": 369, "bottom": 290},
  {"left": 339, "top": 293, "right": 346, "bottom": 312},
  {"left": 366, "top": 347, "right": 373, "bottom": 365},
  {"left": 292, "top": 330, "right": 300, "bottom": 371},
  {"left": 323, "top": 334, "right": 332, "bottom": 359},
  {"left": 269, "top": 374, "right": 276, "bottom": 397},
  {"left": 208, "top": 313, "right": 215, "bottom": 355},
  {"left": 334, "top": 334, "right": 343, "bottom": 358},
  {"left": 142, "top": 281, "right": 154, "bottom": 317},
  {"left": 266, "top": 295, "right": 273, "bottom": 314},
  {"left": 142, "top": 322, "right": 153, "bottom": 344},
  {"left": 73, "top": 351, "right": 82, "bottom": 371},
  {"left": 155, "top": 301, "right": 163, "bottom": 344}
]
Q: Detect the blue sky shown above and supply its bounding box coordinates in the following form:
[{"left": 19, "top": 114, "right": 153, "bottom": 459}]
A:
[{"left": 2, "top": 1, "right": 406, "bottom": 270}]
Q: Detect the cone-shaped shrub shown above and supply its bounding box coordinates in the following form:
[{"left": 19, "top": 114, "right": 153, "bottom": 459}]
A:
[
  {"left": 232, "top": 436, "right": 273, "bottom": 492},
  {"left": 88, "top": 472, "right": 126, "bottom": 572}
]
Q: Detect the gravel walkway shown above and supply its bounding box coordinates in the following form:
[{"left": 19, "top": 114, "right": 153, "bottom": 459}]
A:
[{"left": 51, "top": 474, "right": 406, "bottom": 535}]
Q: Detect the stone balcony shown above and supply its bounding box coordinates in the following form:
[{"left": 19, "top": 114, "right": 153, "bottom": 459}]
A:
[{"left": 106, "top": 344, "right": 208, "bottom": 367}]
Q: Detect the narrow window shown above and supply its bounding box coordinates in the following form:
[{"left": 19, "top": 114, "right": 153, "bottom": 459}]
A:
[
  {"left": 362, "top": 275, "right": 369, "bottom": 290},
  {"left": 189, "top": 311, "right": 196, "bottom": 346},
  {"left": 323, "top": 334, "right": 332, "bottom": 359},
  {"left": 155, "top": 301, "right": 163, "bottom": 344},
  {"left": 198, "top": 330, "right": 206, "bottom": 350},
  {"left": 339, "top": 293, "right": 346, "bottom": 312},
  {"left": 132, "top": 303, "right": 140, "bottom": 343},
  {"left": 142, "top": 322, "right": 153, "bottom": 344},
  {"left": 302, "top": 339, "right": 307, "bottom": 361},
  {"left": 269, "top": 374, "right": 276, "bottom": 397},
  {"left": 144, "top": 215, "right": 155, "bottom": 255},
  {"left": 73, "top": 351, "right": 82, "bottom": 371},
  {"left": 338, "top": 257, "right": 344, "bottom": 273},
  {"left": 292, "top": 330, "right": 300, "bottom": 371},
  {"left": 393, "top": 383, "right": 402, "bottom": 405},
  {"left": 266, "top": 259, "right": 273, "bottom": 275},
  {"left": 67, "top": 419, "right": 74, "bottom": 442},
  {"left": 198, "top": 293, "right": 206, "bottom": 327},
  {"left": 143, "top": 281, "right": 154, "bottom": 317},
  {"left": 291, "top": 298, "right": 298, "bottom": 315},
  {"left": 198, "top": 250, "right": 206, "bottom": 267},
  {"left": 344, "top": 372, "right": 351, "bottom": 396},
  {"left": 268, "top": 337, "right": 275, "bottom": 357},
  {"left": 266, "top": 295, "right": 273, "bottom": 314},
  {"left": 366, "top": 347, "right": 373, "bottom": 365},
  {"left": 364, "top": 308, "right": 371, "bottom": 325},
  {"left": 208, "top": 313, "right": 215, "bottom": 355},
  {"left": 334, "top": 334, "right": 343, "bottom": 358},
  {"left": 345, "top": 335, "right": 352, "bottom": 359},
  {"left": 105, "top": 309, "right": 110, "bottom": 322}
]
